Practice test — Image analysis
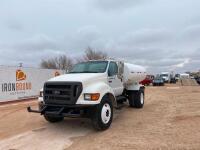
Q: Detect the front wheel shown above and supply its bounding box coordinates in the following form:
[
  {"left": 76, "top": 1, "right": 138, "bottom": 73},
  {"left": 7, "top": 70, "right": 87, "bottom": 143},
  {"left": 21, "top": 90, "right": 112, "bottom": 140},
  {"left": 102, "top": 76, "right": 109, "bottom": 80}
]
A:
[
  {"left": 44, "top": 115, "right": 64, "bottom": 123},
  {"left": 91, "top": 98, "right": 113, "bottom": 131}
]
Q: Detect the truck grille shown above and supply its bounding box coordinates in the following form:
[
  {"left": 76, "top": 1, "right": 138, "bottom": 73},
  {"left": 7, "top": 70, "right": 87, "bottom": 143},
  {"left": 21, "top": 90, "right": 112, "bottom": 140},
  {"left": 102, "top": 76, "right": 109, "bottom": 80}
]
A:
[{"left": 43, "top": 82, "right": 82, "bottom": 105}]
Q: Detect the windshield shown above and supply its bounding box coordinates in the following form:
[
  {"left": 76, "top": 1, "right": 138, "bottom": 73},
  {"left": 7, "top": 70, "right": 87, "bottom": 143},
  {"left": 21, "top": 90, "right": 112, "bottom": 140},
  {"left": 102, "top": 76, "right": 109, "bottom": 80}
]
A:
[
  {"left": 69, "top": 61, "right": 108, "bottom": 73},
  {"left": 175, "top": 74, "right": 180, "bottom": 77},
  {"left": 161, "top": 74, "right": 168, "bottom": 77}
]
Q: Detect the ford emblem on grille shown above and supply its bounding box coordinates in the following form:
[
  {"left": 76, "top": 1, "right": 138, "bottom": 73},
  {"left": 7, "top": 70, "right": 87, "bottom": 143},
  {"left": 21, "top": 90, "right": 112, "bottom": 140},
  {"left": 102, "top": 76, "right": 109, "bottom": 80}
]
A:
[{"left": 54, "top": 90, "right": 60, "bottom": 95}]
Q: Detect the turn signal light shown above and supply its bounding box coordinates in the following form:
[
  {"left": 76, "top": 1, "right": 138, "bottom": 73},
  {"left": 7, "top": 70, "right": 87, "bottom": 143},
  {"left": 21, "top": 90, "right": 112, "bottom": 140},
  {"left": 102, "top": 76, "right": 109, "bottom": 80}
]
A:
[{"left": 84, "top": 93, "right": 100, "bottom": 101}]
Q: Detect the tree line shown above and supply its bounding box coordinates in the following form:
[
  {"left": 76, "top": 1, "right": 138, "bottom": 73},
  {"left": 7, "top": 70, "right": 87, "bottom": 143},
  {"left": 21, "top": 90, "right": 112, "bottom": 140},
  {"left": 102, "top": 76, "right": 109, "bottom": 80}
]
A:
[{"left": 40, "top": 47, "right": 107, "bottom": 71}]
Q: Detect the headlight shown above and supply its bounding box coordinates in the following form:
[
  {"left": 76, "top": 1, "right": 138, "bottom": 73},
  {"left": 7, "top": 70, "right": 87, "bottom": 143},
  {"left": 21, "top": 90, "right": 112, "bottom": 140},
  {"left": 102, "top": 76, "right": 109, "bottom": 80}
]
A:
[
  {"left": 39, "top": 91, "right": 43, "bottom": 97},
  {"left": 84, "top": 93, "right": 100, "bottom": 101}
]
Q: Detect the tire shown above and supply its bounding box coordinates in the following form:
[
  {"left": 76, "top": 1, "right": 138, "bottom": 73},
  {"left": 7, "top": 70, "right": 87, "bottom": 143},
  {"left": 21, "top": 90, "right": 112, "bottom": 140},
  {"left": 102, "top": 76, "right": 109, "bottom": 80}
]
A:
[
  {"left": 44, "top": 115, "right": 64, "bottom": 123},
  {"left": 128, "top": 88, "right": 144, "bottom": 108},
  {"left": 91, "top": 97, "right": 113, "bottom": 131},
  {"left": 117, "top": 99, "right": 124, "bottom": 104}
]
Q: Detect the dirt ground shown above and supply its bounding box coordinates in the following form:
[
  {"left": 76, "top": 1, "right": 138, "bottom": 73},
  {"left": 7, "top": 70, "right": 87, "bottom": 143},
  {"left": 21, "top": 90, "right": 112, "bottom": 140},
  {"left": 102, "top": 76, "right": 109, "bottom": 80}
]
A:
[{"left": 0, "top": 84, "right": 200, "bottom": 150}]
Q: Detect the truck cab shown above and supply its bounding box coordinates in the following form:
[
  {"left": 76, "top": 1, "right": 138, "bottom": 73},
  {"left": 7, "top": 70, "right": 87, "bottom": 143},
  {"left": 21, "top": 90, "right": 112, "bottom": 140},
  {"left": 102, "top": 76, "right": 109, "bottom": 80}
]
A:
[
  {"left": 160, "top": 72, "right": 171, "bottom": 83},
  {"left": 28, "top": 60, "right": 146, "bottom": 130}
]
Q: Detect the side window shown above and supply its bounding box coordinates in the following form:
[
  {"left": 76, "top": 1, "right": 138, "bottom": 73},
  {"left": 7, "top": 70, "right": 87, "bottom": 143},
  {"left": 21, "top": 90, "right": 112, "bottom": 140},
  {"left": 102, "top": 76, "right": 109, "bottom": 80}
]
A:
[{"left": 108, "top": 62, "right": 118, "bottom": 76}]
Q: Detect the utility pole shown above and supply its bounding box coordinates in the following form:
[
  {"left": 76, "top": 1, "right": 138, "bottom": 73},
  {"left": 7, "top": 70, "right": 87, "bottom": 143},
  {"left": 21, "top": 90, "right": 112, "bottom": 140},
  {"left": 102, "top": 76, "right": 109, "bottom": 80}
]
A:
[{"left": 19, "top": 63, "right": 23, "bottom": 67}]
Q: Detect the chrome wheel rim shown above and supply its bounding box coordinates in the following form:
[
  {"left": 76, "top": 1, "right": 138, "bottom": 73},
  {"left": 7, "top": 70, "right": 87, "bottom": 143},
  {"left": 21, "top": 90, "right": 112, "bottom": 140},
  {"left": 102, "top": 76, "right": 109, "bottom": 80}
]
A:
[
  {"left": 101, "top": 103, "right": 111, "bottom": 124},
  {"left": 140, "top": 93, "right": 144, "bottom": 104}
]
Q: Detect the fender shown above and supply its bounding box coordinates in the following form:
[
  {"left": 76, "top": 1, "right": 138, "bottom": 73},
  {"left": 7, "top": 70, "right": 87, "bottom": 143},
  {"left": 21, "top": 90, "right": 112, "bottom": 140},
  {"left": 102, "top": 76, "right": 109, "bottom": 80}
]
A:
[
  {"left": 76, "top": 81, "right": 116, "bottom": 105},
  {"left": 125, "top": 82, "right": 144, "bottom": 91}
]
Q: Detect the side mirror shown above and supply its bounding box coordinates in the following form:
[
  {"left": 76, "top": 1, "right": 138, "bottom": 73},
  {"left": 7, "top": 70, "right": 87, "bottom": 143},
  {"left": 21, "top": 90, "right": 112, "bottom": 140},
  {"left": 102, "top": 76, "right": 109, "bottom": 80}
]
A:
[{"left": 117, "top": 62, "right": 124, "bottom": 79}]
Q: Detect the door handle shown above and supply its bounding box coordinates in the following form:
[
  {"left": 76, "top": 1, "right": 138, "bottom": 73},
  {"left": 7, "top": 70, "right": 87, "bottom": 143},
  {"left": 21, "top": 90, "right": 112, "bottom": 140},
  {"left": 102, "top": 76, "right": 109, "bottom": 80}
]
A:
[
  {"left": 109, "top": 76, "right": 115, "bottom": 79},
  {"left": 109, "top": 80, "right": 112, "bottom": 83}
]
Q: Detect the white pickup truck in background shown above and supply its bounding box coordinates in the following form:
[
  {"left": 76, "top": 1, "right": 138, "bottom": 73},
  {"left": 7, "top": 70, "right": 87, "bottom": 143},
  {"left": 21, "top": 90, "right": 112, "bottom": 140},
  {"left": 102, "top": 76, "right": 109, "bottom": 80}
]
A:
[{"left": 28, "top": 60, "right": 146, "bottom": 130}]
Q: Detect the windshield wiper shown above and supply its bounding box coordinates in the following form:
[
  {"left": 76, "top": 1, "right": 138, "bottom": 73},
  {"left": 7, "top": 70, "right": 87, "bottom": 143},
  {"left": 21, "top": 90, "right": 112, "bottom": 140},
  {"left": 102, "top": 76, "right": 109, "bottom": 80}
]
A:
[
  {"left": 69, "top": 71, "right": 99, "bottom": 73},
  {"left": 83, "top": 71, "right": 99, "bottom": 73},
  {"left": 69, "top": 71, "right": 81, "bottom": 73}
]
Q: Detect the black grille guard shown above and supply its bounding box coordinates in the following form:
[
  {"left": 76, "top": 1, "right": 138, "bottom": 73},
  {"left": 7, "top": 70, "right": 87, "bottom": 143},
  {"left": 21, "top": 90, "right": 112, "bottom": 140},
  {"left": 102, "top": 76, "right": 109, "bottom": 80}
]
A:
[
  {"left": 27, "top": 104, "right": 96, "bottom": 118},
  {"left": 43, "top": 81, "right": 83, "bottom": 105}
]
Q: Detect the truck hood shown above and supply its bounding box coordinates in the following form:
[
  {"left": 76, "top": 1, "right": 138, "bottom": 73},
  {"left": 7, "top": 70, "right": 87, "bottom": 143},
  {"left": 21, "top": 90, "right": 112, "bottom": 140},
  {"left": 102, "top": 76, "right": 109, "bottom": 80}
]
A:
[
  {"left": 162, "top": 77, "right": 169, "bottom": 80},
  {"left": 48, "top": 73, "right": 106, "bottom": 83}
]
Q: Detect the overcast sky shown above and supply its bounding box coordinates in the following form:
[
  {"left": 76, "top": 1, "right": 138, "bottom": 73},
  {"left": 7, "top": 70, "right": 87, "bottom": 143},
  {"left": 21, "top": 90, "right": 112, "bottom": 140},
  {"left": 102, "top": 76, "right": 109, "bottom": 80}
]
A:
[{"left": 0, "top": 0, "right": 200, "bottom": 73}]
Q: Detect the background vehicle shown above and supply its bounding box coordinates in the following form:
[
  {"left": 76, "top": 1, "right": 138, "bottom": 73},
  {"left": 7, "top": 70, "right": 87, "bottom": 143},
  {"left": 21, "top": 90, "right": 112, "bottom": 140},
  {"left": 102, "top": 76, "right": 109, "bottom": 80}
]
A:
[
  {"left": 175, "top": 74, "right": 180, "bottom": 81},
  {"left": 140, "top": 75, "right": 154, "bottom": 86},
  {"left": 28, "top": 60, "right": 146, "bottom": 130},
  {"left": 160, "top": 72, "right": 171, "bottom": 83},
  {"left": 180, "top": 73, "right": 190, "bottom": 79},
  {"left": 195, "top": 77, "right": 200, "bottom": 85},
  {"left": 190, "top": 76, "right": 195, "bottom": 79},
  {"left": 153, "top": 75, "right": 164, "bottom": 86},
  {"left": 170, "top": 77, "right": 176, "bottom": 84}
]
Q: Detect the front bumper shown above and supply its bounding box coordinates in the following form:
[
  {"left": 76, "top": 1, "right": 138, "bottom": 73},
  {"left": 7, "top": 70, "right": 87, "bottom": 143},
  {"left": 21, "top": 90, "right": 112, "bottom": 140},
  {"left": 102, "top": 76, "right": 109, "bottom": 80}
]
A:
[{"left": 27, "top": 102, "right": 96, "bottom": 118}]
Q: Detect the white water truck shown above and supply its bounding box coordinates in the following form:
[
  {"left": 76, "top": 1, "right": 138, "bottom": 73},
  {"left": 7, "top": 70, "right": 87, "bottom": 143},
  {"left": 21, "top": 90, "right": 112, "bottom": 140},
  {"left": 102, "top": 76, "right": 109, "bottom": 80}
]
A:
[{"left": 28, "top": 60, "right": 146, "bottom": 130}]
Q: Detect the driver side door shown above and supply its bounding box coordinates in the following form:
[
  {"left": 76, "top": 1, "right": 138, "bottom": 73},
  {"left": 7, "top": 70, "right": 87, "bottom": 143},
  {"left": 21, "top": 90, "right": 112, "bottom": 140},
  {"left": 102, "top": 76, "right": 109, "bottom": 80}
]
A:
[{"left": 108, "top": 62, "right": 124, "bottom": 96}]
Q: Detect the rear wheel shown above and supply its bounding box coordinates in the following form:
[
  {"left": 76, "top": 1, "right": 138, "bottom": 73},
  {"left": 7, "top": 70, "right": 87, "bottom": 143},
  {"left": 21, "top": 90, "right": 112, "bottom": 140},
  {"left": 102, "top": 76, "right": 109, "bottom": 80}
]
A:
[
  {"left": 91, "top": 97, "right": 113, "bottom": 130},
  {"left": 44, "top": 115, "right": 64, "bottom": 123},
  {"left": 128, "top": 88, "right": 144, "bottom": 108}
]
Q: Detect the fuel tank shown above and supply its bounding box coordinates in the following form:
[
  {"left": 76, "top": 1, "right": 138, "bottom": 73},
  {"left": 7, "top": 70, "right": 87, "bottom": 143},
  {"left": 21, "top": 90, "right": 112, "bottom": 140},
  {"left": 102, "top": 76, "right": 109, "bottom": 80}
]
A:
[{"left": 123, "top": 63, "right": 147, "bottom": 84}]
